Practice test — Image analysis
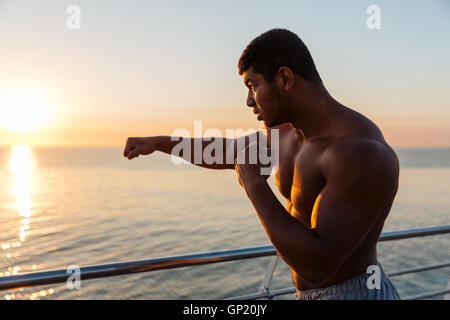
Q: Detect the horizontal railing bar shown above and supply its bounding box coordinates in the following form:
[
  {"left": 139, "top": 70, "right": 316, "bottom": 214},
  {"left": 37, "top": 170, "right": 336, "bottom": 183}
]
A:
[
  {"left": 378, "top": 225, "right": 450, "bottom": 242},
  {"left": 0, "top": 225, "right": 449, "bottom": 292},
  {"left": 387, "top": 261, "right": 450, "bottom": 277},
  {"left": 0, "top": 246, "right": 275, "bottom": 291},
  {"left": 268, "top": 287, "right": 298, "bottom": 299},
  {"left": 226, "top": 292, "right": 270, "bottom": 300},
  {"left": 232, "top": 287, "right": 450, "bottom": 301},
  {"left": 229, "top": 261, "right": 450, "bottom": 300},
  {"left": 227, "top": 287, "right": 297, "bottom": 300},
  {"left": 402, "top": 288, "right": 450, "bottom": 300}
]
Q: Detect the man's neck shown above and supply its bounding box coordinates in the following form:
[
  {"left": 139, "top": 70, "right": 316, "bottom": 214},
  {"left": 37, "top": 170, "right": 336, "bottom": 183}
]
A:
[{"left": 289, "top": 85, "right": 341, "bottom": 140}]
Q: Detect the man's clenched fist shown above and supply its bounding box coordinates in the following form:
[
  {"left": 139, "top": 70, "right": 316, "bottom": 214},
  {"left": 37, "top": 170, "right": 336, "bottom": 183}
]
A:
[{"left": 123, "top": 137, "right": 158, "bottom": 160}]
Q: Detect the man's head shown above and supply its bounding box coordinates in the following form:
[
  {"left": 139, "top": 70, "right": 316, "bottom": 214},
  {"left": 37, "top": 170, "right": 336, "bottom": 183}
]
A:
[{"left": 238, "top": 29, "right": 322, "bottom": 127}]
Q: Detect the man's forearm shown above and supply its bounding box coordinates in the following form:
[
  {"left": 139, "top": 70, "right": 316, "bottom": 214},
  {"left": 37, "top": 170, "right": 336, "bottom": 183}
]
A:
[
  {"left": 154, "top": 136, "right": 236, "bottom": 169},
  {"left": 245, "top": 182, "right": 329, "bottom": 284}
]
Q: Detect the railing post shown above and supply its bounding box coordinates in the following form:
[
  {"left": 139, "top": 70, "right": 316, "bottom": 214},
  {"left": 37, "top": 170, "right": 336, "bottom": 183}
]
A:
[
  {"left": 260, "top": 255, "right": 279, "bottom": 300},
  {"left": 445, "top": 278, "right": 450, "bottom": 300}
]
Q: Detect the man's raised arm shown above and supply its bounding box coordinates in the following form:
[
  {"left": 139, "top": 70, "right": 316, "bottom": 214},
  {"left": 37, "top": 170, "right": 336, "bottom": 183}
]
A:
[{"left": 123, "top": 131, "right": 264, "bottom": 170}]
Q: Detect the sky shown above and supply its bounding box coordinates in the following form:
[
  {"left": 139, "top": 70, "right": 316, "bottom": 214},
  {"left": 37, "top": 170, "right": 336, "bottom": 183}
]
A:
[{"left": 0, "top": 0, "right": 449, "bottom": 147}]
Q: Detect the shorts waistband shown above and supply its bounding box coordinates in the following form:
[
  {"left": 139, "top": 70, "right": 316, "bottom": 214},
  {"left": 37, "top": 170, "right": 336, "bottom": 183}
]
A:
[{"left": 294, "top": 261, "right": 398, "bottom": 300}]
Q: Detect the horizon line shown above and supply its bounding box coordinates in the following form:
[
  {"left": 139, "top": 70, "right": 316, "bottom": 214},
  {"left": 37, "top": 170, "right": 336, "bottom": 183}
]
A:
[{"left": 1, "top": 144, "right": 450, "bottom": 149}]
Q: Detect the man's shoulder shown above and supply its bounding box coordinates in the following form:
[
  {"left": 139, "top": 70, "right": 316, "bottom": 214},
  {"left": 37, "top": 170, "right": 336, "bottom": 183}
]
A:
[
  {"left": 320, "top": 136, "right": 399, "bottom": 184},
  {"left": 324, "top": 136, "right": 396, "bottom": 158}
]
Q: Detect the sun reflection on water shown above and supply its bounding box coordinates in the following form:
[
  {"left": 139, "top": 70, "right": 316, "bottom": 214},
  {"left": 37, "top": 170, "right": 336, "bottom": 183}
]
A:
[
  {"left": 8, "top": 145, "right": 33, "bottom": 219},
  {"left": 1, "top": 146, "right": 56, "bottom": 299}
]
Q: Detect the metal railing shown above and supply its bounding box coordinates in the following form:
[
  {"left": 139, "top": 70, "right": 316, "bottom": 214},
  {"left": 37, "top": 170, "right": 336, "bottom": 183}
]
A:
[{"left": 1, "top": 225, "right": 449, "bottom": 300}]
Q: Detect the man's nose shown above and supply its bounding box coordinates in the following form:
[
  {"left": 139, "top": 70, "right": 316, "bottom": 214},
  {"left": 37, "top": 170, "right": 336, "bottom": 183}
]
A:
[{"left": 247, "top": 91, "right": 256, "bottom": 107}]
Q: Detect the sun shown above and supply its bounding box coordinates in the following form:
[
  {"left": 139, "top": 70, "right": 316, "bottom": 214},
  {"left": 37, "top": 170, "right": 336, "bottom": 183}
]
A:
[{"left": 0, "top": 89, "right": 52, "bottom": 132}]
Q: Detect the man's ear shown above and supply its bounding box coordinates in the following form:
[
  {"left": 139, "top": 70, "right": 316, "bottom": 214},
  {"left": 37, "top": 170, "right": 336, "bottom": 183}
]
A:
[{"left": 277, "top": 66, "right": 295, "bottom": 91}]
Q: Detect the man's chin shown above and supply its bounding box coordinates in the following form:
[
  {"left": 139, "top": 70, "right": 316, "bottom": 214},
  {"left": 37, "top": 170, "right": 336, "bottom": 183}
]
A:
[
  {"left": 262, "top": 121, "right": 272, "bottom": 129},
  {"left": 262, "top": 119, "right": 279, "bottom": 128}
]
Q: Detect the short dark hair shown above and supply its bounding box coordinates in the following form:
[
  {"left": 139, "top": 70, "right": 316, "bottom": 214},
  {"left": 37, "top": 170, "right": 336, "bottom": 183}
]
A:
[{"left": 238, "top": 28, "right": 322, "bottom": 84}]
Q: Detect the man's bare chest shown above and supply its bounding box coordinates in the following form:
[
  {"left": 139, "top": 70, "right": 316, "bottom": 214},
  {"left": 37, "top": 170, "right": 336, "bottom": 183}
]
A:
[{"left": 274, "top": 146, "right": 327, "bottom": 227}]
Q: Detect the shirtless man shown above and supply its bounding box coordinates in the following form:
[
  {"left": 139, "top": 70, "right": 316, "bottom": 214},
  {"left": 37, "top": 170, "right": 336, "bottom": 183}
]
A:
[{"left": 123, "top": 29, "right": 401, "bottom": 300}]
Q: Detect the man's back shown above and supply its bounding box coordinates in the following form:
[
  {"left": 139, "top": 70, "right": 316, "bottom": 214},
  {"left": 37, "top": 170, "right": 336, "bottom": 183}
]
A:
[{"left": 272, "top": 105, "right": 399, "bottom": 290}]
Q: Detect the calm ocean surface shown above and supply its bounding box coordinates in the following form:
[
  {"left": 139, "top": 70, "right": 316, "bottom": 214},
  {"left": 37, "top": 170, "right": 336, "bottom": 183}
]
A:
[{"left": 0, "top": 146, "right": 449, "bottom": 300}]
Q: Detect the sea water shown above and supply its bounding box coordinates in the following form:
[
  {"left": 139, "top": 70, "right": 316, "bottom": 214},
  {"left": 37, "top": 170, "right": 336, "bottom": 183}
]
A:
[{"left": 0, "top": 146, "right": 449, "bottom": 299}]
